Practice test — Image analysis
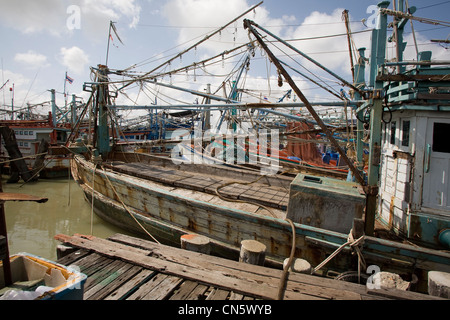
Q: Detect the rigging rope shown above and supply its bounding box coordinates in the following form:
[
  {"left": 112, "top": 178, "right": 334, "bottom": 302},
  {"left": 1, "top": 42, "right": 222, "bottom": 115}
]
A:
[
  {"left": 276, "top": 218, "right": 296, "bottom": 300},
  {"left": 311, "top": 229, "right": 366, "bottom": 276},
  {"left": 99, "top": 164, "right": 161, "bottom": 244}
]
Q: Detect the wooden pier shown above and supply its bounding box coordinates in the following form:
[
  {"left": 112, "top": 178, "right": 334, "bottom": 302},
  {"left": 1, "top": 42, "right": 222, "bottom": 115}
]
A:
[{"left": 55, "top": 233, "right": 442, "bottom": 301}]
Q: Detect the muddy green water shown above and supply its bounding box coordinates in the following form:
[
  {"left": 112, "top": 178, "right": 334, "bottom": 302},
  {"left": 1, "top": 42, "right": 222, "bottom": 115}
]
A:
[{"left": 2, "top": 178, "right": 133, "bottom": 261}]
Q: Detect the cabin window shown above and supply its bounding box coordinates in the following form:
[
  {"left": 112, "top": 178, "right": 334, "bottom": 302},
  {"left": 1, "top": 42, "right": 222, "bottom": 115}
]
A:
[
  {"left": 19, "top": 131, "right": 23, "bottom": 135},
  {"left": 24, "top": 142, "right": 28, "bottom": 147},
  {"left": 29, "top": 131, "right": 33, "bottom": 135},
  {"left": 401, "top": 120, "right": 410, "bottom": 147},
  {"left": 390, "top": 121, "right": 396, "bottom": 145},
  {"left": 432, "top": 122, "right": 450, "bottom": 153},
  {"left": 24, "top": 131, "right": 28, "bottom": 135}
]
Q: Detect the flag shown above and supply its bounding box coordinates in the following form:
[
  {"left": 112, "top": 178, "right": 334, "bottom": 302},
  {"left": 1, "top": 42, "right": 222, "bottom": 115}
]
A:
[
  {"left": 110, "top": 22, "right": 123, "bottom": 45},
  {"left": 66, "top": 74, "right": 74, "bottom": 84}
]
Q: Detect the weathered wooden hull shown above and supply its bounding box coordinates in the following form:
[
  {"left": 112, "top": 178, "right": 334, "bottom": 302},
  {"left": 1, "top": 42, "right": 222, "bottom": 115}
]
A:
[{"left": 71, "top": 154, "right": 450, "bottom": 292}]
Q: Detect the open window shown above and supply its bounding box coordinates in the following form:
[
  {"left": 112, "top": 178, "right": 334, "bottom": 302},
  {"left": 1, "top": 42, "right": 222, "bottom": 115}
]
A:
[{"left": 432, "top": 122, "right": 450, "bottom": 153}]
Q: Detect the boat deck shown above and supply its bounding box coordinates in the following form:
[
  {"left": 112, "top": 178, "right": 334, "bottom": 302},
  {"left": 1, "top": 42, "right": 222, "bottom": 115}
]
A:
[
  {"left": 104, "top": 161, "right": 290, "bottom": 216},
  {"left": 55, "top": 233, "right": 441, "bottom": 301}
]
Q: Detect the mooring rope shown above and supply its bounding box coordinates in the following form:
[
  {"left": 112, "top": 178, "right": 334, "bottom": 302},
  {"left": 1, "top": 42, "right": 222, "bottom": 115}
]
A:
[
  {"left": 90, "top": 166, "right": 96, "bottom": 235},
  {"left": 276, "top": 218, "right": 296, "bottom": 300},
  {"left": 99, "top": 165, "right": 160, "bottom": 244},
  {"left": 311, "top": 230, "right": 365, "bottom": 276}
]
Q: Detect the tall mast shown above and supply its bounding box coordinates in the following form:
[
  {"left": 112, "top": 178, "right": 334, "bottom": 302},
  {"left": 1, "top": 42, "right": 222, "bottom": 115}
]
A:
[{"left": 95, "top": 65, "right": 111, "bottom": 157}]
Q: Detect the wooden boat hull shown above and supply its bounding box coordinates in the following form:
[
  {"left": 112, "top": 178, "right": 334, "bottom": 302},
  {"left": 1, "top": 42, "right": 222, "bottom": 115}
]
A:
[{"left": 71, "top": 154, "right": 450, "bottom": 292}]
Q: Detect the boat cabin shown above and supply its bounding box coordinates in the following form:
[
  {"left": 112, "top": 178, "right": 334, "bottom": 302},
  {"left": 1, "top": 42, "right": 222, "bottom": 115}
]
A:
[{"left": 377, "top": 52, "right": 450, "bottom": 248}]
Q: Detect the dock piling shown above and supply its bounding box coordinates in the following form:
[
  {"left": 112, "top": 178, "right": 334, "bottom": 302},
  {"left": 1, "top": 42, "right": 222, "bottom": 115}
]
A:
[{"left": 239, "top": 240, "right": 266, "bottom": 266}]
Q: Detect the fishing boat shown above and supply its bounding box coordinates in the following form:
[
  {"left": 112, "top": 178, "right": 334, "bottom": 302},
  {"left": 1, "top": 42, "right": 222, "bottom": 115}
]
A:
[
  {"left": 0, "top": 89, "right": 84, "bottom": 180},
  {"left": 67, "top": 1, "right": 450, "bottom": 293}
]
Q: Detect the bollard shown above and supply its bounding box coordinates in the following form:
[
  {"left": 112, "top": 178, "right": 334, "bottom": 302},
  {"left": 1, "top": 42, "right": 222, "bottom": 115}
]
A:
[
  {"left": 283, "top": 258, "right": 311, "bottom": 274},
  {"left": 428, "top": 271, "right": 450, "bottom": 298},
  {"left": 239, "top": 240, "right": 266, "bottom": 266},
  {"left": 180, "top": 234, "right": 211, "bottom": 254}
]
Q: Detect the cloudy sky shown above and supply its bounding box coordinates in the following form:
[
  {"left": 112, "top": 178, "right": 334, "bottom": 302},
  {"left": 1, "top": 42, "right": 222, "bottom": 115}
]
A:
[{"left": 0, "top": 0, "right": 449, "bottom": 119}]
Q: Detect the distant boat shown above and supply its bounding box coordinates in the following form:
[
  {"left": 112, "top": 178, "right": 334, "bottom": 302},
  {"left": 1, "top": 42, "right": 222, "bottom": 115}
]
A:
[{"left": 0, "top": 113, "right": 71, "bottom": 179}]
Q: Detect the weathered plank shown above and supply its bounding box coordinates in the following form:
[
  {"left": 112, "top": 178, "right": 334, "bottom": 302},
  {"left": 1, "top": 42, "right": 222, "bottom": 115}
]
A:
[
  {"left": 126, "top": 273, "right": 181, "bottom": 300},
  {"left": 206, "top": 288, "right": 230, "bottom": 300},
  {"left": 56, "top": 234, "right": 301, "bottom": 299},
  {"left": 85, "top": 264, "right": 142, "bottom": 300},
  {"left": 84, "top": 260, "right": 128, "bottom": 294},
  {"left": 229, "top": 291, "right": 245, "bottom": 300},
  {"left": 185, "top": 283, "right": 209, "bottom": 300},
  {"left": 103, "top": 268, "right": 155, "bottom": 300},
  {"left": 57, "top": 234, "right": 442, "bottom": 300},
  {"left": 107, "top": 234, "right": 365, "bottom": 298},
  {"left": 141, "top": 275, "right": 183, "bottom": 300},
  {"left": 57, "top": 248, "right": 91, "bottom": 266},
  {"left": 106, "top": 233, "right": 443, "bottom": 300},
  {"left": 169, "top": 280, "right": 199, "bottom": 300}
]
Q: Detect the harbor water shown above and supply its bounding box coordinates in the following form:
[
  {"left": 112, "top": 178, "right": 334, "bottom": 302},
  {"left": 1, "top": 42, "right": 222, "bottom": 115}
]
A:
[{"left": 2, "top": 177, "right": 135, "bottom": 261}]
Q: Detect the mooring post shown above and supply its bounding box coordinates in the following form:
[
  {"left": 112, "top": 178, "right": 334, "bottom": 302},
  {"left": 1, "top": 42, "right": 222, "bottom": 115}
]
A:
[
  {"left": 180, "top": 234, "right": 211, "bottom": 255},
  {"left": 283, "top": 258, "right": 312, "bottom": 274},
  {"left": 239, "top": 240, "right": 266, "bottom": 266},
  {"left": 428, "top": 271, "right": 450, "bottom": 299}
]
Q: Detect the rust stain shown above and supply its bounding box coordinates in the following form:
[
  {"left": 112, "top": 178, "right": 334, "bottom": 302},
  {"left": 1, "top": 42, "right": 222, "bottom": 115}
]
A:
[
  {"left": 181, "top": 234, "right": 196, "bottom": 240},
  {"left": 389, "top": 196, "right": 395, "bottom": 227},
  {"left": 207, "top": 215, "right": 213, "bottom": 234},
  {"left": 225, "top": 222, "right": 231, "bottom": 240},
  {"left": 188, "top": 218, "right": 197, "bottom": 231}
]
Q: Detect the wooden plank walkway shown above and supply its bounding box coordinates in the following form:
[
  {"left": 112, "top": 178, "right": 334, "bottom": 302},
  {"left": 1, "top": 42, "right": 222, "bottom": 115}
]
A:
[{"left": 55, "top": 233, "right": 441, "bottom": 301}]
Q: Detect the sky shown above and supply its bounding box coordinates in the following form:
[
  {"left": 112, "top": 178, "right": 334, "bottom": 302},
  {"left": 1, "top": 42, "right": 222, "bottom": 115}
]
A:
[{"left": 0, "top": 0, "right": 449, "bottom": 120}]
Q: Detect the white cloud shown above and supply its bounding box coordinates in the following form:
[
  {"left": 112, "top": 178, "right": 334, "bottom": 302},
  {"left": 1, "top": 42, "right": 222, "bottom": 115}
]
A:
[
  {"left": 0, "top": 0, "right": 66, "bottom": 35},
  {"left": 162, "top": 0, "right": 286, "bottom": 55},
  {"left": 59, "top": 46, "right": 90, "bottom": 75},
  {"left": 284, "top": 8, "right": 370, "bottom": 79},
  {"left": 0, "top": 0, "right": 141, "bottom": 39},
  {"left": 80, "top": 0, "right": 142, "bottom": 41},
  {"left": 14, "top": 51, "right": 50, "bottom": 69},
  {"left": 1, "top": 70, "right": 30, "bottom": 91}
]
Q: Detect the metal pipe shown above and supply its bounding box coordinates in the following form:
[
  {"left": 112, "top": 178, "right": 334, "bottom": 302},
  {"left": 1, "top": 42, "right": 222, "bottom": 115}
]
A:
[
  {"left": 383, "top": 61, "right": 450, "bottom": 66},
  {"left": 111, "top": 101, "right": 360, "bottom": 111},
  {"left": 439, "top": 229, "right": 450, "bottom": 249}
]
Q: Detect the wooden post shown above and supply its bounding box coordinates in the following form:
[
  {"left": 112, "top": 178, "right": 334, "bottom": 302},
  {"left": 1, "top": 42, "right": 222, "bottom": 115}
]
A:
[
  {"left": 180, "top": 234, "right": 211, "bottom": 254},
  {"left": 283, "top": 258, "right": 311, "bottom": 274},
  {"left": 239, "top": 240, "right": 266, "bottom": 266},
  {"left": 32, "top": 139, "right": 49, "bottom": 178},
  {"left": 352, "top": 218, "right": 365, "bottom": 239},
  {"left": 428, "top": 271, "right": 450, "bottom": 298}
]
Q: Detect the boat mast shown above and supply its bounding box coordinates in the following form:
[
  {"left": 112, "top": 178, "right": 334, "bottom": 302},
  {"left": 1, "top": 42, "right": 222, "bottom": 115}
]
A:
[
  {"left": 95, "top": 65, "right": 111, "bottom": 157},
  {"left": 364, "top": 1, "right": 390, "bottom": 236}
]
